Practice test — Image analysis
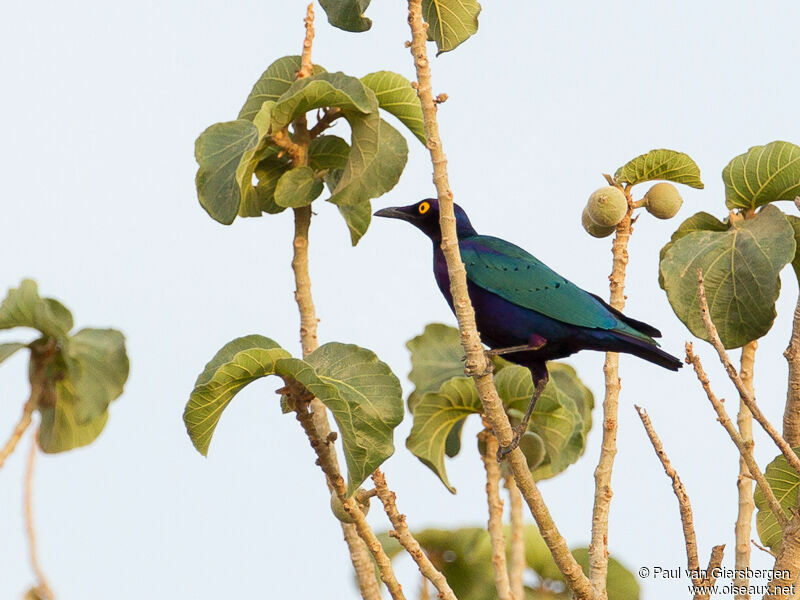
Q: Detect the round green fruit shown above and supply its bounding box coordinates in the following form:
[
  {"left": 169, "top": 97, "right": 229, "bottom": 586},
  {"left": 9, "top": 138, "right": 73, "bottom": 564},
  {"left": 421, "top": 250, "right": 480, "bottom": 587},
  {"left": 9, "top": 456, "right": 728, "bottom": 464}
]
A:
[
  {"left": 644, "top": 182, "right": 683, "bottom": 219},
  {"left": 330, "top": 490, "right": 369, "bottom": 523},
  {"left": 586, "top": 186, "right": 627, "bottom": 227},
  {"left": 582, "top": 207, "right": 616, "bottom": 238}
]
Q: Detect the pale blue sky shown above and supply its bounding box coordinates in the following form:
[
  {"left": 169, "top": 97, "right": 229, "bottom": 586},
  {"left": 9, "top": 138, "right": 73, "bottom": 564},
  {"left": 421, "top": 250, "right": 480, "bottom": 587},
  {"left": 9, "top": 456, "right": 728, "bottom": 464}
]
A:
[{"left": 2, "top": 2, "right": 800, "bottom": 599}]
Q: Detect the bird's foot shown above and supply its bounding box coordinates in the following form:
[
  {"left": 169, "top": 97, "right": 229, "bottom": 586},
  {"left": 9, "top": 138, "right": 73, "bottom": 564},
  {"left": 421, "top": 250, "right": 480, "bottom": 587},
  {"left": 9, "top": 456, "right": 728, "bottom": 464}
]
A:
[
  {"left": 484, "top": 337, "right": 547, "bottom": 359},
  {"left": 464, "top": 354, "right": 495, "bottom": 378},
  {"left": 496, "top": 424, "right": 526, "bottom": 461}
]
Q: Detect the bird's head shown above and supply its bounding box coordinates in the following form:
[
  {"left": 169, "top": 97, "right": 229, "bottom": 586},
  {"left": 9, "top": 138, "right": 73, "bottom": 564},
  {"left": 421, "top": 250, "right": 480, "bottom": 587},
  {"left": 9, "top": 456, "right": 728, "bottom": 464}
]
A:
[{"left": 374, "top": 199, "right": 477, "bottom": 241}]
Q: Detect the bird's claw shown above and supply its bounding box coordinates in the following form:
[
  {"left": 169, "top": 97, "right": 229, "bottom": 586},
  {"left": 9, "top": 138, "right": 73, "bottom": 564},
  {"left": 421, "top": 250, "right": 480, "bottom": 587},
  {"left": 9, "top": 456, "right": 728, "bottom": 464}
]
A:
[
  {"left": 462, "top": 353, "right": 496, "bottom": 377},
  {"left": 496, "top": 425, "right": 524, "bottom": 461}
]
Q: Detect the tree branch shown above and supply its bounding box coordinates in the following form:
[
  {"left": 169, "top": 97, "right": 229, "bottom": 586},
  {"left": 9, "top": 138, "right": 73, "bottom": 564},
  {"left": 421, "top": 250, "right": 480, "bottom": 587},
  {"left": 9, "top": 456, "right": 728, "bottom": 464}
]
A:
[
  {"left": 405, "top": 2, "right": 593, "bottom": 598},
  {"left": 735, "top": 341, "right": 756, "bottom": 599},
  {"left": 0, "top": 396, "right": 35, "bottom": 469},
  {"left": 25, "top": 432, "right": 54, "bottom": 600},
  {"left": 284, "top": 10, "right": 381, "bottom": 599},
  {"left": 784, "top": 198, "right": 800, "bottom": 447},
  {"left": 634, "top": 405, "right": 700, "bottom": 580},
  {"left": 505, "top": 474, "right": 525, "bottom": 600},
  {"left": 292, "top": 387, "right": 405, "bottom": 600},
  {"left": 371, "top": 470, "right": 457, "bottom": 600},
  {"left": 696, "top": 270, "right": 800, "bottom": 477},
  {"left": 696, "top": 545, "right": 726, "bottom": 600},
  {"left": 685, "top": 343, "right": 788, "bottom": 527},
  {"left": 764, "top": 513, "right": 800, "bottom": 600},
  {"left": 590, "top": 184, "right": 633, "bottom": 599},
  {"left": 479, "top": 428, "right": 514, "bottom": 600}
]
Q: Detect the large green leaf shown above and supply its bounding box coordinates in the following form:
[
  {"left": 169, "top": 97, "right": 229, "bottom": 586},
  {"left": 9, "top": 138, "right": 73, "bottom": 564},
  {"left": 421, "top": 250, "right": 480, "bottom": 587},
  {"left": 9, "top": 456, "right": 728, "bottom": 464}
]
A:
[
  {"left": 254, "top": 152, "right": 291, "bottom": 215},
  {"left": 658, "top": 211, "right": 730, "bottom": 288},
  {"left": 308, "top": 135, "right": 350, "bottom": 171},
  {"left": 66, "top": 328, "right": 129, "bottom": 423},
  {"left": 304, "top": 343, "right": 404, "bottom": 495},
  {"left": 234, "top": 101, "right": 276, "bottom": 218},
  {"left": 195, "top": 120, "right": 259, "bottom": 224},
  {"left": 185, "top": 337, "right": 402, "bottom": 494},
  {"left": 0, "top": 342, "right": 26, "bottom": 366},
  {"left": 271, "top": 72, "right": 374, "bottom": 131},
  {"left": 38, "top": 394, "right": 109, "bottom": 454},
  {"left": 723, "top": 141, "right": 800, "bottom": 210},
  {"left": 614, "top": 149, "right": 704, "bottom": 189},
  {"left": 361, "top": 71, "right": 426, "bottom": 144},
  {"left": 238, "top": 56, "right": 326, "bottom": 121},
  {"left": 274, "top": 166, "right": 324, "bottom": 208},
  {"left": 754, "top": 448, "right": 800, "bottom": 551},
  {"left": 318, "top": 0, "right": 372, "bottom": 32},
  {"left": 378, "top": 526, "right": 639, "bottom": 600},
  {"left": 329, "top": 118, "right": 408, "bottom": 245},
  {"left": 660, "top": 205, "right": 796, "bottom": 348},
  {"left": 0, "top": 279, "right": 73, "bottom": 340},
  {"left": 499, "top": 363, "right": 593, "bottom": 480},
  {"left": 406, "top": 376, "right": 482, "bottom": 493},
  {"left": 422, "top": 0, "right": 482, "bottom": 54}
]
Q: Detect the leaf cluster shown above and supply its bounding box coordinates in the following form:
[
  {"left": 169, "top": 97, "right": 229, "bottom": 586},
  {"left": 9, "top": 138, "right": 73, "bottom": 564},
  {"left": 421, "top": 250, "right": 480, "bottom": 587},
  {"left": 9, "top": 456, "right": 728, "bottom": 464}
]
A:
[
  {"left": 405, "top": 324, "right": 593, "bottom": 492},
  {"left": 0, "top": 280, "right": 129, "bottom": 452},
  {"left": 195, "top": 57, "right": 426, "bottom": 244},
  {"left": 183, "top": 335, "right": 403, "bottom": 495}
]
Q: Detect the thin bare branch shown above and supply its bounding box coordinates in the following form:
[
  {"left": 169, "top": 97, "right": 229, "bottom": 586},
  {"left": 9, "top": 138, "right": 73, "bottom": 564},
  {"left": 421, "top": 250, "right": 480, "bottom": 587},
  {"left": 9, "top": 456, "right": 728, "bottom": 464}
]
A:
[
  {"left": 764, "top": 514, "right": 800, "bottom": 600},
  {"left": 784, "top": 198, "right": 800, "bottom": 446},
  {"left": 405, "top": 3, "right": 592, "bottom": 598},
  {"left": 697, "top": 269, "right": 800, "bottom": 477},
  {"left": 293, "top": 387, "right": 405, "bottom": 600},
  {"left": 694, "top": 545, "right": 725, "bottom": 600},
  {"left": 685, "top": 343, "right": 788, "bottom": 527},
  {"left": 298, "top": 4, "right": 315, "bottom": 78},
  {"left": 0, "top": 397, "right": 35, "bottom": 469},
  {"left": 735, "top": 341, "right": 756, "bottom": 600},
  {"left": 505, "top": 474, "right": 525, "bottom": 600},
  {"left": 372, "top": 470, "right": 457, "bottom": 600},
  {"left": 25, "top": 432, "right": 54, "bottom": 600},
  {"left": 751, "top": 538, "right": 777, "bottom": 558},
  {"left": 590, "top": 188, "right": 633, "bottom": 599},
  {"left": 479, "top": 428, "right": 514, "bottom": 600},
  {"left": 634, "top": 405, "right": 700, "bottom": 577}
]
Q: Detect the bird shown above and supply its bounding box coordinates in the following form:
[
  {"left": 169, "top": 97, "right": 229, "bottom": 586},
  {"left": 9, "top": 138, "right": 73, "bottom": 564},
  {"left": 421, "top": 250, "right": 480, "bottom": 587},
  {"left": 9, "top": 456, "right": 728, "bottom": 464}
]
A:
[{"left": 375, "top": 198, "right": 682, "bottom": 458}]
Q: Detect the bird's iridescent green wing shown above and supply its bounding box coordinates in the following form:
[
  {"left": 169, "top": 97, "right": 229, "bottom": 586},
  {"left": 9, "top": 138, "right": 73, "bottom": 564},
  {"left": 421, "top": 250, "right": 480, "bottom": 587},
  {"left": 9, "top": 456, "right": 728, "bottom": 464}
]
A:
[{"left": 460, "top": 235, "right": 630, "bottom": 332}]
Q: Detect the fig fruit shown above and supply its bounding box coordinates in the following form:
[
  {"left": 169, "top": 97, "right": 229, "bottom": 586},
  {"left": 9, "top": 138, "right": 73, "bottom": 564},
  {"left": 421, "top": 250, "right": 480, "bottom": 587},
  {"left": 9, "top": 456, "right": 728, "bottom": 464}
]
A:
[
  {"left": 586, "top": 186, "right": 627, "bottom": 227},
  {"left": 582, "top": 207, "right": 616, "bottom": 238},
  {"left": 644, "top": 182, "right": 683, "bottom": 219}
]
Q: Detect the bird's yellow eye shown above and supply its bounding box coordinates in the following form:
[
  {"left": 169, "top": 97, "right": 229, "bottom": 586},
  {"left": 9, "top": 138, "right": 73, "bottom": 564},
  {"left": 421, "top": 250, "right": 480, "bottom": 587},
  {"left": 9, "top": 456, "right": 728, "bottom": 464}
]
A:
[{"left": 418, "top": 201, "right": 430, "bottom": 214}]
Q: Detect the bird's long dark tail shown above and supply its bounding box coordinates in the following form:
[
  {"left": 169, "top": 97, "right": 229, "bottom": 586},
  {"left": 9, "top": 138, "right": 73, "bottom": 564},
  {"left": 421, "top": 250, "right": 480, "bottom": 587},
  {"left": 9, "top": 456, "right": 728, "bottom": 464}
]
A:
[{"left": 614, "top": 332, "right": 683, "bottom": 371}]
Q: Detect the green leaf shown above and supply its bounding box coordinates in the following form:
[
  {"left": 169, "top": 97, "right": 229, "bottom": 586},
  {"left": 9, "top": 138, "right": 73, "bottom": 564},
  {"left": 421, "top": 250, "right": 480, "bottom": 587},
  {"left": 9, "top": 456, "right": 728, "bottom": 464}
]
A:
[
  {"left": 614, "top": 149, "right": 704, "bottom": 189},
  {"left": 304, "top": 343, "right": 404, "bottom": 495},
  {"left": 329, "top": 119, "right": 408, "bottom": 245},
  {"left": 660, "top": 205, "right": 796, "bottom": 348},
  {"left": 274, "top": 166, "right": 324, "bottom": 208},
  {"left": 271, "top": 72, "right": 374, "bottom": 131},
  {"left": 658, "top": 211, "right": 730, "bottom": 288},
  {"left": 238, "top": 56, "right": 325, "bottom": 121},
  {"left": 406, "top": 376, "right": 482, "bottom": 493},
  {"left": 254, "top": 152, "right": 291, "bottom": 215},
  {"left": 186, "top": 338, "right": 402, "bottom": 494},
  {"left": 422, "top": 0, "right": 482, "bottom": 54},
  {"left": 309, "top": 135, "right": 350, "bottom": 171},
  {"left": 234, "top": 101, "right": 277, "bottom": 218},
  {"left": 723, "top": 141, "right": 800, "bottom": 210},
  {"left": 195, "top": 120, "right": 259, "bottom": 224},
  {"left": 318, "top": 0, "right": 372, "bottom": 32},
  {"left": 184, "top": 335, "right": 292, "bottom": 455},
  {"left": 499, "top": 363, "right": 592, "bottom": 480},
  {"left": 66, "top": 328, "right": 129, "bottom": 423},
  {"left": 38, "top": 395, "right": 109, "bottom": 453},
  {"left": 0, "top": 342, "right": 26, "bottom": 366},
  {"left": 0, "top": 280, "right": 74, "bottom": 340},
  {"left": 787, "top": 215, "right": 800, "bottom": 282},
  {"left": 754, "top": 448, "right": 800, "bottom": 551},
  {"left": 361, "top": 71, "right": 426, "bottom": 144}
]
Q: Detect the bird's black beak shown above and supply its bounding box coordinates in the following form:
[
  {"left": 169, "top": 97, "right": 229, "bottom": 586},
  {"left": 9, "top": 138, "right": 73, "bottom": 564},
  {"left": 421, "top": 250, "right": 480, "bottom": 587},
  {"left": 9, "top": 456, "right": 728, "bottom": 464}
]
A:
[{"left": 374, "top": 206, "right": 413, "bottom": 221}]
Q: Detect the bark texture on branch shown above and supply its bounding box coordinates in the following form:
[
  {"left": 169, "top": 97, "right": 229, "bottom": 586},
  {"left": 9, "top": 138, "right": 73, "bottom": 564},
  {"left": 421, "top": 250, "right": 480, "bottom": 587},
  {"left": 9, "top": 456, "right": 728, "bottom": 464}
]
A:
[
  {"left": 784, "top": 293, "right": 800, "bottom": 446},
  {"left": 506, "top": 474, "right": 525, "bottom": 600},
  {"left": 589, "top": 192, "right": 632, "bottom": 599},
  {"left": 480, "top": 428, "right": 514, "bottom": 600},
  {"left": 25, "top": 433, "right": 54, "bottom": 600},
  {"left": 735, "top": 341, "right": 756, "bottom": 600},
  {"left": 405, "top": 2, "right": 592, "bottom": 598}
]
